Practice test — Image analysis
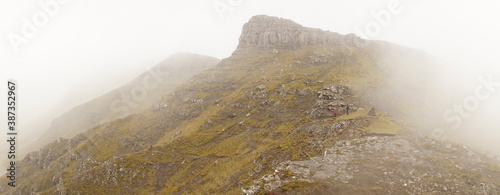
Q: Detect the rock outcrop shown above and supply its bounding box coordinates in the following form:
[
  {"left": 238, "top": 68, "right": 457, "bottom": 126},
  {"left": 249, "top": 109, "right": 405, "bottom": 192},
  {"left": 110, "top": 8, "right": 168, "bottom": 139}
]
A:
[
  {"left": 310, "top": 84, "right": 355, "bottom": 119},
  {"left": 236, "top": 15, "right": 365, "bottom": 53},
  {"left": 244, "top": 131, "right": 500, "bottom": 194}
]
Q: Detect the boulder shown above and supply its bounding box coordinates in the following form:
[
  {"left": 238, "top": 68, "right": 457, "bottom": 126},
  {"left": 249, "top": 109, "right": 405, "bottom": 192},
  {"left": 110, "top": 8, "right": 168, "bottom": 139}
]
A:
[{"left": 368, "top": 107, "right": 376, "bottom": 116}]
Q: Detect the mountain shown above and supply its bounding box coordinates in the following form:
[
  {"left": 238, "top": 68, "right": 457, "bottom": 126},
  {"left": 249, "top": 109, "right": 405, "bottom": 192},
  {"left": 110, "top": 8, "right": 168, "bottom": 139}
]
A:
[
  {"left": 2, "top": 15, "right": 500, "bottom": 194},
  {"left": 22, "top": 52, "right": 220, "bottom": 157}
]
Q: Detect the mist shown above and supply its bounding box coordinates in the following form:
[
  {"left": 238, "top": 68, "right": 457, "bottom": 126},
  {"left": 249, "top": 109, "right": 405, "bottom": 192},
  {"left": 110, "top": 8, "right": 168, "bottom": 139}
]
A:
[
  {"left": 1, "top": 0, "right": 500, "bottom": 163},
  {"left": 373, "top": 48, "right": 500, "bottom": 156}
]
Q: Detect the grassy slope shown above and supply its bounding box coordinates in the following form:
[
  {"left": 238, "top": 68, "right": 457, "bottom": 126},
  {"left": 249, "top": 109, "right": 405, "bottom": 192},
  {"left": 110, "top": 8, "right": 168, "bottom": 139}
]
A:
[
  {"left": 20, "top": 54, "right": 220, "bottom": 159},
  {"left": 1, "top": 43, "right": 447, "bottom": 194}
]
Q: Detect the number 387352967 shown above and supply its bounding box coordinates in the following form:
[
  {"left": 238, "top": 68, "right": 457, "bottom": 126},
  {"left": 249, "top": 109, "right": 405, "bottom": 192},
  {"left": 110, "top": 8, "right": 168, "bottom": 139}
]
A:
[{"left": 7, "top": 81, "right": 16, "bottom": 131}]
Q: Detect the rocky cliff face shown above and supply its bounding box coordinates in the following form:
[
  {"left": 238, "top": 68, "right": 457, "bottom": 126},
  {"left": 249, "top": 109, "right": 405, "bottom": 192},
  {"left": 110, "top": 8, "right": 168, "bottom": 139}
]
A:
[{"left": 236, "top": 15, "right": 365, "bottom": 53}]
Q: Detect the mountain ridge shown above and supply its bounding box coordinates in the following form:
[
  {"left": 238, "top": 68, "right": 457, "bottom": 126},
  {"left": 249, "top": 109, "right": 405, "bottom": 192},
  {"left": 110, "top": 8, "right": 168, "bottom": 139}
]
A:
[
  {"left": 21, "top": 52, "right": 220, "bottom": 158},
  {"left": 2, "top": 15, "right": 500, "bottom": 194}
]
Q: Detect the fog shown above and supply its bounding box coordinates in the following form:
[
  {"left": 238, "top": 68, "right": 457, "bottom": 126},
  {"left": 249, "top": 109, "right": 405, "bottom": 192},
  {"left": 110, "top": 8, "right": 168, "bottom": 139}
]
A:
[{"left": 1, "top": 0, "right": 500, "bottom": 158}]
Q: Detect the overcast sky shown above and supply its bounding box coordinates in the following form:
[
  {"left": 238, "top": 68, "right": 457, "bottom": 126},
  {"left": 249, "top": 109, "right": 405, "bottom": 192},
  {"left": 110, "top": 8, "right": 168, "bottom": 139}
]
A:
[{"left": 1, "top": 0, "right": 500, "bottom": 146}]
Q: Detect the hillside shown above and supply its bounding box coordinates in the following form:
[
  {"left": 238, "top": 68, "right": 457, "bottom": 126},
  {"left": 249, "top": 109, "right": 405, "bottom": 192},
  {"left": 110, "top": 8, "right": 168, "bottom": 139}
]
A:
[
  {"left": 22, "top": 53, "right": 220, "bottom": 157},
  {"left": 2, "top": 15, "right": 500, "bottom": 194}
]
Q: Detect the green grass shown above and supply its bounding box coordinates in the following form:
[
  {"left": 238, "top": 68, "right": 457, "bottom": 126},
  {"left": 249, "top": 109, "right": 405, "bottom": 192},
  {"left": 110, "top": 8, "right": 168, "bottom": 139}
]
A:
[
  {"left": 9, "top": 42, "right": 405, "bottom": 194},
  {"left": 363, "top": 115, "right": 402, "bottom": 135},
  {"left": 280, "top": 181, "right": 323, "bottom": 192}
]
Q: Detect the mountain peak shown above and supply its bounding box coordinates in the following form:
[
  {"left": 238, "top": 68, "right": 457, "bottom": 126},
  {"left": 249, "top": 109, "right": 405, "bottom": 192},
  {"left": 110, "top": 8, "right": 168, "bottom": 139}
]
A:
[{"left": 236, "top": 15, "right": 366, "bottom": 52}]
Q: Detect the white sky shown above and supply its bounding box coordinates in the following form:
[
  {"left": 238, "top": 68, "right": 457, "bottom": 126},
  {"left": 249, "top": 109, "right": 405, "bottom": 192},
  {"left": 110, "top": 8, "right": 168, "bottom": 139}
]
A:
[{"left": 1, "top": 0, "right": 500, "bottom": 146}]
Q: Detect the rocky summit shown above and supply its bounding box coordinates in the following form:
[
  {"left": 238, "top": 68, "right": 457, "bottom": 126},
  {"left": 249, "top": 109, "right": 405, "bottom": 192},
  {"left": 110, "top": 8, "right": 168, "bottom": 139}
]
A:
[
  {"left": 236, "top": 15, "right": 365, "bottom": 52},
  {"left": 1, "top": 15, "right": 500, "bottom": 194}
]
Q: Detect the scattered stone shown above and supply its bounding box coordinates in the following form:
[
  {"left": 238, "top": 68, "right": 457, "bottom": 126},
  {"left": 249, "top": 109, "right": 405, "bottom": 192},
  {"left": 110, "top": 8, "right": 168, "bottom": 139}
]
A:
[
  {"left": 368, "top": 107, "right": 376, "bottom": 116},
  {"left": 170, "top": 131, "right": 182, "bottom": 140}
]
